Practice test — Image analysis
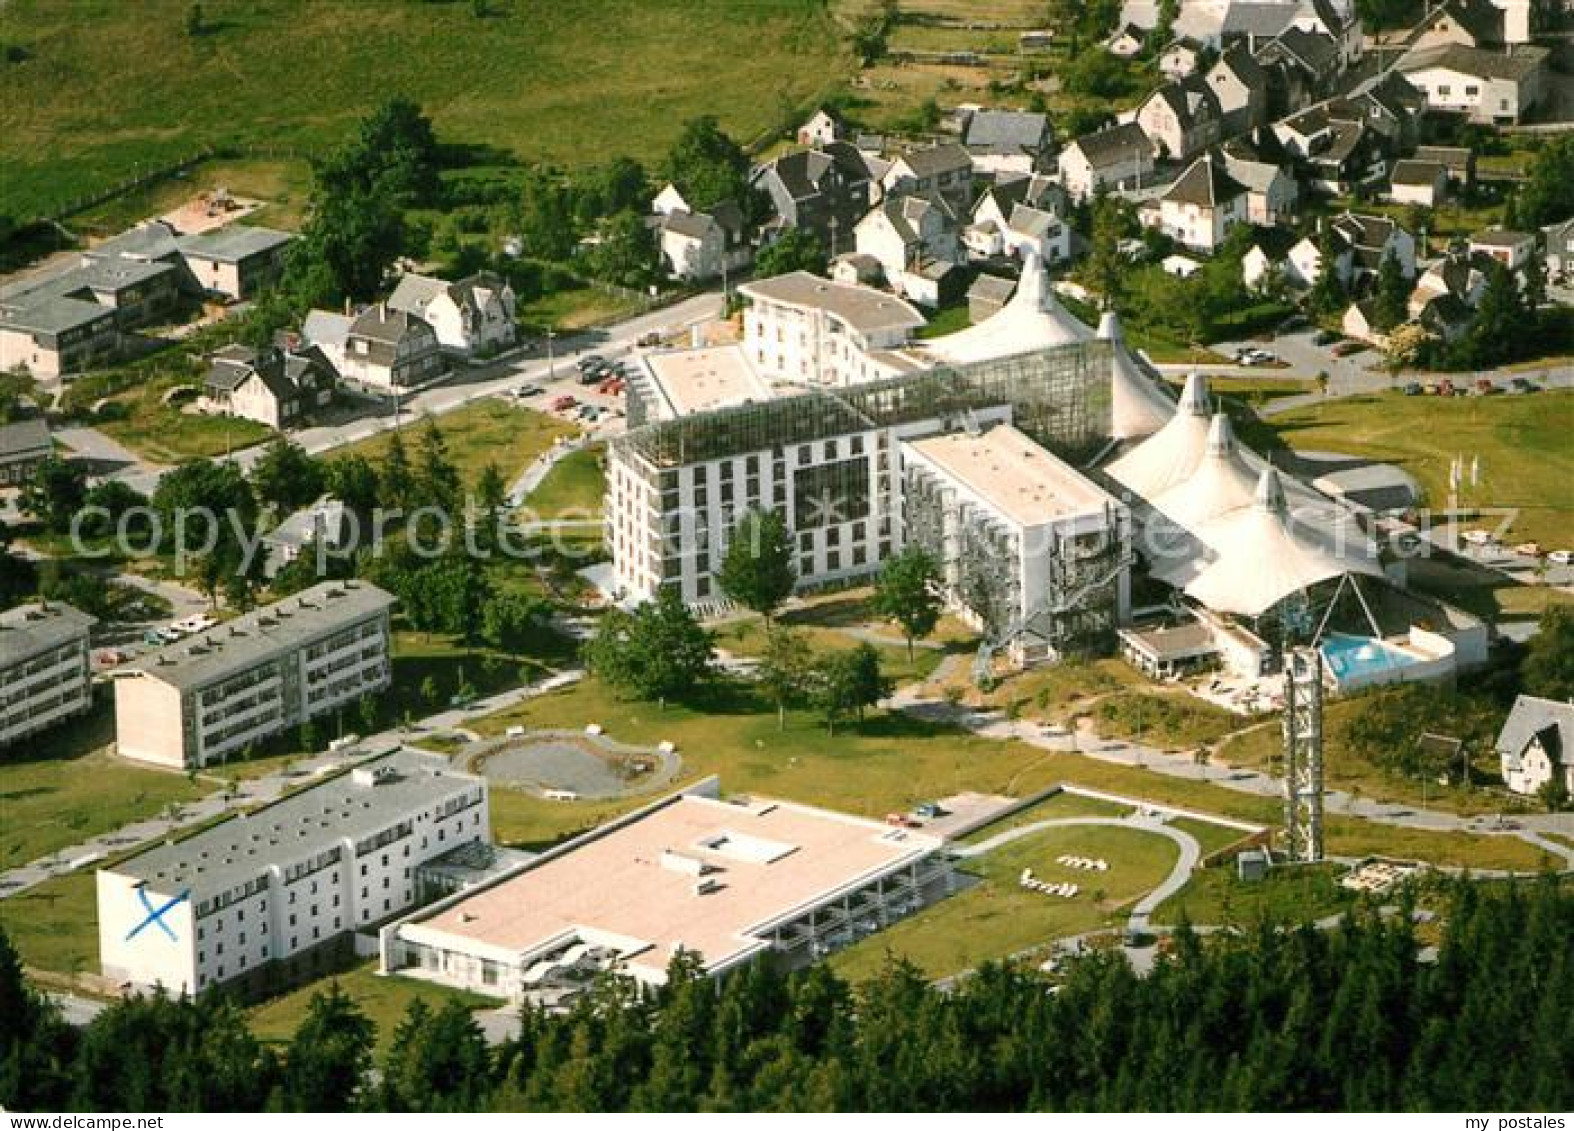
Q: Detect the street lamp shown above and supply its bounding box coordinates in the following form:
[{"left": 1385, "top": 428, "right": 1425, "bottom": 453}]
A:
[{"left": 545, "top": 325, "right": 557, "bottom": 383}]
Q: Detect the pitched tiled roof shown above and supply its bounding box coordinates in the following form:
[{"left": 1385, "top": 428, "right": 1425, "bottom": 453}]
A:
[
  {"left": 1496, "top": 695, "right": 1574, "bottom": 766},
  {"left": 1164, "top": 155, "right": 1248, "bottom": 207},
  {"left": 963, "top": 110, "right": 1052, "bottom": 155},
  {"left": 1071, "top": 121, "right": 1152, "bottom": 167},
  {"left": 1399, "top": 43, "right": 1548, "bottom": 82}
]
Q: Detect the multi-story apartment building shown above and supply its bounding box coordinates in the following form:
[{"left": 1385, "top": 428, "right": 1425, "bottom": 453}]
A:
[
  {"left": 0, "top": 602, "right": 97, "bottom": 748},
  {"left": 901, "top": 424, "right": 1130, "bottom": 664},
  {"left": 113, "top": 581, "right": 395, "bottom": 769},
  {"left": 98, "top": 747, "right": 488, "bottom": 997},
  {"left": 737, "top": 271, "right": 927, "bottom": 387}
]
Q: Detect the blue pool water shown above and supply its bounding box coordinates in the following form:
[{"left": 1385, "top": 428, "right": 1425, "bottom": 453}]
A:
[{"left": 1319, "top": 632, "right": 1415, "bottom": 683}]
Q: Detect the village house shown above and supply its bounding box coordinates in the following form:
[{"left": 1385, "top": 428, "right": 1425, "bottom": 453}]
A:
[
  {"left": 962, "top": 110, "right": 1055, "bottom": 178},
  {"left": 1497, "top": 695, "right": 1574, "bottom": 798},
  {"left": 964, "top": 175, "right": 1069, "bottom": 261},
  {"left": 752, "top": 144, "right": 874, "bottom": 256},
  {"left": 0, "top": 418, "right": 52, "bottom": 486},
  {"left": 658, "top": 204, "right": 751, "bottom": 284},
  {"left": 1154, "top": 155, "right": 1249, "bottom": 253},
  {"left": 1286, "top": 212, "right": 1416, "bottom": 290},
  {"left": 1468, "top": 227, "right": 1537, "bottom": 272},
  {"left": 1221, "top": 136, "right": 1299, "bottom": 225},
  {"left": 324, "top": 304, "right": 446, "bottom": 393},
  {"left": 1135, "top": 76, "right": 1224, "bottom": 163},
  {"left": 201, "top": 343, "right": 335, "bottom": 430},
  {"left": 1541, "top": 217, "right": 1574, "bottom": 278},
  {"left": 879, "top": 143, "right": 975, "bottom": 214},
  {"left": 1057, "top": 122, "right": 1155, "bottom": 201},
  {"left": 1107, "top": 23, "right": 1146, "bottom": 57},
  {"left": 386, "top": 270, "right": 517, "bottom": 357},
  {"left": 1408, "top": 0, "right": 1532, "bottom": 50},
  {"left": 1397, "top": 43, "right": 1547, "bottom": 124},
  {"left": 1388, "top": 159, "right": 1449, "bottom": 207},
  {"left": 854, "top": 194, "right": 963, "bottom": 300},
  {"left": 1204, "top": 42, "right": 1271, "bottom": 135},
  {"left": 1415, "top": 145, "right": 1477, "bottom": 192},
  {"left": 797, "top": 107, "right": 846, "bottom": 148},
  {"left": 1160, "top": 39, "right": 1205, "bottom": 80}
]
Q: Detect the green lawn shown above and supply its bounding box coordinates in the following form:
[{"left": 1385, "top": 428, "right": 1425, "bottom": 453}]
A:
[
  {"left": 71, "top": 157, "right": 313, "bottom": 237},
  {"left": 0, "top": 0, "right": 849, "bottom": 221},
  {"left": 914, "top": 303, "right": 972, "bottom": 339},
  {"left": 518, "top": 285, "right": 651, "bottom": 333},
  {"left": 249, "top": 962, "right": 502, "bottom": 1057},
  {"left": 98, "top": 366, "right": 276, "bottom": 464},
  {"left": 831, "top": 823, "right": 1181, "bottom": 981},
  {"left": 1090, "top": 690, "right": 1243, "bottom": 751},
  {"left": 1238, "top": 388, "right": 1574, "bottom": 549},
  {"left": 335, "top": 399, "right": 578, "bottom": 493},
  {"left": 522, "top": 444, "right": 606, "bottom": 518},
  {"left": 1153, "top": 861, "right": 1356, "bottom": 928},
  {"left": 955, "top": 788, "right": 1136, "bottom": 845},
  {"left": 0, "top": 872, "right": 100, "bottom": 978},
  {"left": 1168, "top": 816, "right": 1255, "bottom": 858},
  {"left": 0, "top": 700, "right": 207, "bottom": 870}
]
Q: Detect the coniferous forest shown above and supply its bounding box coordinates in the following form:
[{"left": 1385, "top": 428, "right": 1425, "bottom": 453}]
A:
[{"left": 3, "top": 879, "right": 1570, "bottom": 1113}]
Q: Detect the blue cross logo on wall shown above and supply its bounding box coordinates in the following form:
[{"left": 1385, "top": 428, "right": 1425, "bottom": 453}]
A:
[{"left": 125, "top": 886, "right": 190, "bottom": 943}]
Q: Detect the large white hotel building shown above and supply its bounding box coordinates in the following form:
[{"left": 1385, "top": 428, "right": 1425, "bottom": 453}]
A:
[
  {"left": 0, "top": 601, "right": 96, "bottom": 748},
  {"left": 113, "top": 580, "right": 395, "bottom": 768},
  {"left": 98, "top": 747, "right": 488, "bottom": 997}
]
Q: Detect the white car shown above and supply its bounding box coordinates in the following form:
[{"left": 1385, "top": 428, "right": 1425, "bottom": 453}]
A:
[
  {"left": 1549, "top": 550, "right": 1573, "bottom": 566},
  {"left": 1462, "top": 529, "right": 1494, "bottom": 546}
]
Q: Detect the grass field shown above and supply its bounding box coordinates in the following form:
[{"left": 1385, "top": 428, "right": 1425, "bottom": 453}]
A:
[
  {"left": 0, "top": 872, "right": 100, "bottom": 977},
  {"left": 335, "top": 399, "right": 578, "bottom": 492},
  {"left": 522, "top": 444, "right": 606, "bottom": 518},
  {"left": 0, "top": 0, "right": 849, "bottom": 221},
  {"left": 1239, "top": 388, "right": 1574, "bottom": 549},
  {"left": 71, "top": 157, "right": 313, "bottom": 237},
  {"left": 1153, "top": 861, "right": 1355, "bottom": 927},
  {"left": 248, "top": 962, "right": 502, "bottom": 1056},
  {"left": 955, "top": 789, "right": 1136, "bottom": 844},
  {"left": 97, "top": 364, "right": 276, "bottom": 464},
  {"left": 830, "top": 823, "right": 1180, "bottom": 981},
  {"left": 0, "top": 700, "right": 207, "bottom": 870}
]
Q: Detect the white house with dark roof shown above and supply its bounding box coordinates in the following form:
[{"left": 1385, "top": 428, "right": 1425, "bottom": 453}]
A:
[
  {"left": 737, "top": 270, "right": 926, "bottom": 386},
  {"left": 1058, "top": 122, "right": 1155, "bottom": 201},
  {"left": 1287, "top": 212, "right": 1415, "bottom": 289},
  {"left": 1135, "top": 75, "right": 1224, "bottom": 162},
  {"left": 962, "top": 110, "right": 1055, "bottom": 178},
  {"left": 797, "top": 107, "right": 846, "bottom": 148},
  {"left": 1469, "top": 228, "right": 1537, "bottom": 272},
  {"left": 1541, "top": 217, "right": 1574, "bottom": 278},
  {"left": 854, "top": 194, "right": 962, "bottom": 297},
  {"left": 1160, "top": 38, "right": 1204, "bottom": 80},
  {"left": 387, "top": 270, "right": 516, "bottom": 356},
  {"left": 201, "top": 343, "right": 335, "bottom": 430},
  {"left": 1155, "top": 155, "right": 1249, "bottom": 252},
  {"left": 753, "top": 144, "right": 875, "bottom": 256},
  {"left": 879, "top": 143, "right": 974, "bottom": 213},
  {"left": 1388, "top": 159, "right": 1449, "bottom": 207},
  {"left": 1397, "top": 43, "right": 1547, "bottom": 123},
  {"left": 1497, "top": 694, "right": 1574, "bottom": 797},
  {"left": 334, "top": 304, "right": 446, "bottom": 392},
  {"left": 1205, "top": 42, "right": 1272, "bottom": 133}
]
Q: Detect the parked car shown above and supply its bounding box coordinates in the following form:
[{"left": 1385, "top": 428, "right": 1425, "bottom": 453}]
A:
[
  {"left": 637, "top": 330, "right": 663, "bottom": 347},
  {"left": 1513, "top": 542, "right": 1543, "bottom": 558},
  {"left": 1402, "top": 382, "right": 1423, "bottom": 396},
  {"left": 1474, "top": 377, "right": 1496, "bottom": 395},
  {"left": 514, "top": 383, "right": 543, "bottom": 398},
  {"left": 550, "top": 394, "right": 577, "bottom": 412},
  {"left": 1509, "top": 376, "right": 1538, "bottom": 394},
  {"left": 577, "top": 354, "right": 605, "bottom": 370},
  {"left": 1549, "top": 549, "right": 1574, "bottom": 566},
  {"left": 1312, "top": 329, "right": 1339, "bottom": 346},
  {"left": 577, "top": 370, "right": 602, "bottom": 386}
]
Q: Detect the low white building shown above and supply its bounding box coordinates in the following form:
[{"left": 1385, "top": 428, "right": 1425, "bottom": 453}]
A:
[
  {"left": 98, "top": 747, "right": 488, "bottom": 998},
  {"left": 1469, "top": 227, "right": 1537, "bottom": 272},
  {"left": 387, "top": 271, "right": 517, "bottom": 357},
  {"left": 113, "top": 581, "right": 395, "bottom": 769},
  {"left": 737, "top": 271, "right": 927, "bottom": 387},
  {"left": 901, "top": 423, "right": 1131, "bottom": 663},
  {"left": 1388, "top": 159, "right": 1449, "bottom": 207},
  {"left": 1397, "top": 43, "right": 1547, "bottom": 124},
  {"left": 175, "top": 225, "right": 294, "bottom": 301},
  {"left": 1057, "top": 122, "right": 1155, "bottom": 202},
  {"left": 1154, "top": 156, "right": 1248, "bottom": 254},
  {"left": 0, "top": 602, "right": 96, "bottom": 749},
  {"left": 1497, "top": 695, "right": 1574, "bottom": 797},
  {"left": 201, "top": 343, "right": 335, "bottom": 430}
]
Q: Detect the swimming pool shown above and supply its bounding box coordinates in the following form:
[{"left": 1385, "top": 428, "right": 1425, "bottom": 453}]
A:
[{"left": 1319, "top": 632, "right": 1417, "bottom": 684}]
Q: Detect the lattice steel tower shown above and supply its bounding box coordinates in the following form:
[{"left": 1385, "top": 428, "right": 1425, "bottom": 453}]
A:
[{"left": 1281, "top": 646, "right": 1325, "bottom": 862}]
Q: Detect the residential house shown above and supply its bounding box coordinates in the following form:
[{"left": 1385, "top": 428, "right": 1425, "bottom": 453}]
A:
[
  {"left": 1407, "top": 0, "right": 1508, "bottom": 50},
  {"left": 829, "top": 252, "right": 884, "bottom": 287},
  {"left": 1397, "top": 43, "right": 1547, "bottom": 124},
  {"left": 1415, "top": 145, "right": 1477, "bottom": 191},
  {"left": 1221, "top": 137, "right": 1298, "bottom": 224},
  {"left": 0, "top": 418, "right": 52, "bottom": 486},
  {"left": 201, "top": 343, "right": 335, "bottom": 430},
  {"left": 964, "top": 174, "right": 1067, "bottom": 259},
  {"left": 854, "top": 194, "right": 963, "bottom": 300},
  {"left": 1107, "top": 23, "right": 1147, "bottom": 56},
  {"left": 1135, "top": 76, "right": 1223, "bottom": 162},
  {"left": 1154, "top": 155, "right": 1249, "bottom": 253},
  {"left": 753, "top": 144, "right": 875, "bottom": 255},
  {"left": 1057, "top": 122, "right": 1156, "bottom": 201},
  {"left": 1287, "top": 212, "right": 1416, "bottom": 289},
  {"left": 1000, "top": 203, "right": 1072, "bottom": 264},
  {"left": 1416, "top": 292, "right": 1477, "bottom": 340},
  {"left": 1469, "top": 227, "right": 1537, "bottom": 272},
  {"left": 1541, "top": 217, "right": 1574, "bottom": 278},
  {"left": 1408, "top": 253, "right": 1486, "bottom": 339},
  {"left": 386, "top": 270, "right": 517, "bottom": 357},
  {"left": 1205, "top": 42, "right": 1271, "bottom": 134},
  {"left": 797, "top": 107, "right": 846, "bottom": 148},
  {"left": 1242, "top": 243, "right": 1277, "bottom": 290},
  {"left": 1291, "top": 0, "right": 1362, "bottom": 66},
  {"left": 1308, "top": 116, "right": 1387, "bottom": 196},
  {"left": 336, "top": 304, "right": 445, "bottom": 392},
  {"left": 1340, "top": 299, "right": 1387, "bottom": 345},
  {"left": 1497, "top": 694, "right": 1574, "bottom": 797},
  {"left": 962, "top": 110, "right": 1055, "bottom": 177},
  {"left": 1217, "top": 1, "right": 1299, "bottom": 52},
  {"left": 651, "top": 183, "right": 691, "bottom": 217},
  {"left": 1341, "top": 71, "right": 1427, "bottom": 150},
  {"left": 1160, "top": 39, "right": 1204, "bottom": 80},
  {"left": 1388, "top": 159, "right": 1449, "bottom": 206},
  {"left": 879, "top": 143, "right": 975, "bottom": 213},
  {"left": 1254, "top": 27, "right": 1341, "bottom": 115},
  {"left": 176, "top": 226, "right": 293, "bottom": 301},
  {"left": 658, "top": 206, "right": 751, "bottom": 283},
  {"left": 1162, "top": 253, "right": 1205, "bottom": 277}
]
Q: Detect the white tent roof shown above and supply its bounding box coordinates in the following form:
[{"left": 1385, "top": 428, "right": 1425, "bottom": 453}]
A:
[
  {"left": 1149, "top": 414, "right": 1259, "bottom": 532},
  {"left": 1181, "top": 468, "right": 1385, "bottom": 617},
  {"left": 1098, "top": 310, "right": 1175, "bottom": 440},
  {"left": 924, "top": 251, "right": 1092, "bottom": 365},
  {"left": 1105, "top": 372, "right": 1212, "bottom": 498}
]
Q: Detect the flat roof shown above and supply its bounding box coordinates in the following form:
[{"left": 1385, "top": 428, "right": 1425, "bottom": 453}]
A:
[
  {"left": 903, "top": 423, "right": 1116, "bottom": 528},
  {"left": 405, "top": 790, "right": 939, "bottom": 981},
  {"left": 739, "top": 271, "right": 927, "bottom": 337},
  {"left": 0, "top": 601, "right": 94, "bottom": 667},
  {"left": 1120, "top": 619, "right": 1216, "bottom": 661},
  {"left": 122, "top": 580, "right": 394, "bottom": 692},
  {"left": 641, "top": 343, "right": 776, "bottom": 419},
  {"left": 0, "top": 294, "right": 116, "bottom": 335},
  {"left": 113, "top": 748, "right": 481, "bottom": 900}
]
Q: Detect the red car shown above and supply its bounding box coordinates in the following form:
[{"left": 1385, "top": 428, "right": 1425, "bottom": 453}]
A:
[{"left": 550, "top": 394, "right": 577, "bottom": 412}]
